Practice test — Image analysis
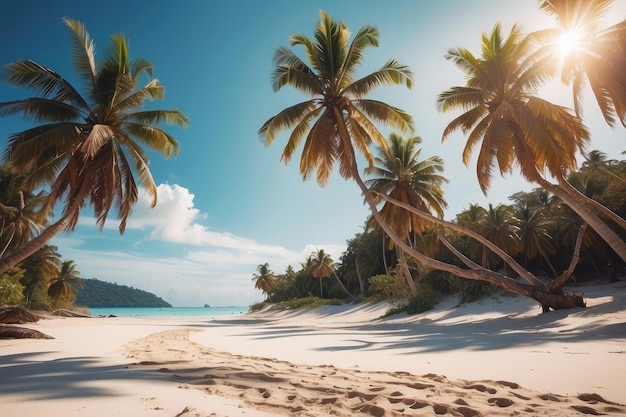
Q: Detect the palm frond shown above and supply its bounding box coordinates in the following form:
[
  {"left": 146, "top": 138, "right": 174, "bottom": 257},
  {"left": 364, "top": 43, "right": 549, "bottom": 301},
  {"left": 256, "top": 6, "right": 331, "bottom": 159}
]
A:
[
  {"left": 340, "top": 23, "right": 379, "bottom": 87},
  {"left": 124, "top": 109, "right": 189, "bottom": 128},
  {"left": 259, "top": 100, "right": 316, "bottom": 146},
  {"left": 345, "top": 60, "right": 413, "bottom": 97},
  {"left": 352, "top": 99, "right": 413, "bottom": 133},
  {"left": 124, "top": 123, "right": 179, "bottom": 158},
  {"left": 310, "top": 10, "right": 349, "bottom": 83},
  {"left": 63, "top": 17, "right": 97, "bottom": 92},
  {"left": 100, "top": 33, "right": 130, "bottom": 76},
  {"left": 0, "top": 98, "right": 82, "bottom": 122},
  {"left": 437, "top": 86, "right": 486, "bottom": 112},
  {"left": 81, "top": 124, "right": 114, "bottom": 159},
  {"left": 131, "top": 57, "right": 154, "bottom": 80},
  {"left": 281, "top": 106, "right": 322, "bottom": 165},
  {"left": 2, "top": 60, "right": 89, "bottom": 109}
]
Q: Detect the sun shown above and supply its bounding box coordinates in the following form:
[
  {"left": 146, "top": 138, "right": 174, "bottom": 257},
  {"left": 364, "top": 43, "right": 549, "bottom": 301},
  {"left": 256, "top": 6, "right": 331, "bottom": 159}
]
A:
[{"left": 557, "top": 30, "right": 581, "bottom": 56}]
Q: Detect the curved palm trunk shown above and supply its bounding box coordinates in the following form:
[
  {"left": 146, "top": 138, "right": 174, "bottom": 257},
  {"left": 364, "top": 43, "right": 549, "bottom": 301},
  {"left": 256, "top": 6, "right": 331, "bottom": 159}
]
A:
[
  {"left": 398, "top": 248, "right": 418, "bottom": 297},
  {"left": 548, "top": 223, "right": 587, "bottom": 294},
  {"left": 557, "top": 173, "right": 626, "bottom": 231},
  {"left": 0, "top": 215, "right": 71, "bottom": 275},
  {"left": 333, "top": 109, "right": 584, "bottom": 310},
  {"left": 332, "top": 271, "right": 354, "bottom": 300},
  {"left": 539, "top": 177, "right": 626, "bottom": 263},
  {"left": 374, "top": 193, "right": 547, "bottom": 288}
]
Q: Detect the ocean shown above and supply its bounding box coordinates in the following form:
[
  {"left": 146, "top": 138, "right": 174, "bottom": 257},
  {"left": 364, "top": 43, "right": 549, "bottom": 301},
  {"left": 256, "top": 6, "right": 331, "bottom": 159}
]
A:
[{"left": 88, "top": 306, "right": 249, "bottom": 318}]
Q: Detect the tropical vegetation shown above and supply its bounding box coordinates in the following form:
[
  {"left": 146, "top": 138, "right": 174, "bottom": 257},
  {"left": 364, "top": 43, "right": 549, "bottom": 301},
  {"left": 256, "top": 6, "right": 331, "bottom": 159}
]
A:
[
  {"left": 257, "top": 7, "right": 625, "bottom": 312},
  {"left": 0, "top": 18, "right": 187, "bottom": 275}
]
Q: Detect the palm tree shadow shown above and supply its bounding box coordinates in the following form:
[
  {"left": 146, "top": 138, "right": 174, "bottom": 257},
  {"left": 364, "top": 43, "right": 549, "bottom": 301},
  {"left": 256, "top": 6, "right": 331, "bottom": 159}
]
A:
[{"left": 0, "top": 351, "right": 163, "bottom": 400}]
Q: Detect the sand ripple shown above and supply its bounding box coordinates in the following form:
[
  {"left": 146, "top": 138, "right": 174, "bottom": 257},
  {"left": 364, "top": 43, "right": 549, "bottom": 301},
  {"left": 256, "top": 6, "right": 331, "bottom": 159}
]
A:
[{"left": 126, "top": 329, "right": 625, "bottom": 417}]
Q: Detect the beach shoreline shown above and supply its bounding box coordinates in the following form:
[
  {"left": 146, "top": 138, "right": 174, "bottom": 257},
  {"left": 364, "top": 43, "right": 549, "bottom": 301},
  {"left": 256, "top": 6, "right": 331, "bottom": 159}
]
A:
[{"left": 1, "top": 281, "right": 625, "bottom": 416}]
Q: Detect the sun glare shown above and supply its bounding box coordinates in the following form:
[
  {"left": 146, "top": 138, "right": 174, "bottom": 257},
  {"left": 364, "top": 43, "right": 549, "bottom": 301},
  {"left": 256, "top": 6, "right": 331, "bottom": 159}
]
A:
[{"left": 557, "top": 30, "right": 581, "bottom": 56}]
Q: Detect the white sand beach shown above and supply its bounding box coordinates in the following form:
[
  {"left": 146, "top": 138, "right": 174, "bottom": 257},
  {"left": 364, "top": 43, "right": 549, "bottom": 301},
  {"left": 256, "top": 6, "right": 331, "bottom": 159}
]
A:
[{"left": 1, "top": 281, "right": 625, "bottom": 416}]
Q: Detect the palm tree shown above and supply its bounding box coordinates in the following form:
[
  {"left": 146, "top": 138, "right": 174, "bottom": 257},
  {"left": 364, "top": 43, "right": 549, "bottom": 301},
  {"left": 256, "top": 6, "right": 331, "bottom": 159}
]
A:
[
  {"left": 0, "top": 166, "right": 48, "bottom": 257},
  {"left": 0, "top": 18, "right": 188, "bottom": 274},
  {"left": 261, "top": 13, "right": 582, "bottom": 310},
  {"left": 252, "top": 263, "right": 277, "bottom": 302},
  {"left": 438, "top": 23, "right": 626, "bottom": 264},
  {"left": 513, "top": 202, "right": 559, "bottom": 277},
  {"left": 20, "top": 244, "right": 61, "bottom": 309},
  {"left": 307, "top": 248, "right": 352, "bottom": 299},
  {"left": 365, "top": 133, "right": 448, "bottom": 295},
  {"left": 479, "top": 204, "right": 520, "bottom": 269},
  {"left": 533, "top": 0, "right": 626, "bottom": 127},
  {"left": 582, "top": 150, "right": 626, "bottom": 185},
  {"left": 258, "top": 10, "right": 414, "bottom": 187},
  {"left": 48, "top": 259, "right": 83, "bottom": 306}
]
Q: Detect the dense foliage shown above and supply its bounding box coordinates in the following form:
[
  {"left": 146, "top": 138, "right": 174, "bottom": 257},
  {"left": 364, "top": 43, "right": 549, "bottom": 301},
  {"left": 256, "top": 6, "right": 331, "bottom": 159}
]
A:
[
  {"left": 253, "top": 153, "right": 626, "bottom": 312},
  {"left": 74, "top": 279, "right": 171, "bottom": 308}
]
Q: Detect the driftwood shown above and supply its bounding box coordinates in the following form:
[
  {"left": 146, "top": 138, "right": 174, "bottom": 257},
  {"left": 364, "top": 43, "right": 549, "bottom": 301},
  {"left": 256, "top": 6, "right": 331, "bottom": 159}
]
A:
[
  {"left": 0, "top": 305, "right": 53, "bottom": 339},
  {"left": 0, "top": 305, "right": 41, "bottom": 324},
  {"left": 0, "top": 324, "right": 53, "bottom": 339}
]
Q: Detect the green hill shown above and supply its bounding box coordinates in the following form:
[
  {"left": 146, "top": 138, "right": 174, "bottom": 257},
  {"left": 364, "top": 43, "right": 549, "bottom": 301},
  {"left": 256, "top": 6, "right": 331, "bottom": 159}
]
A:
[{"left": 75, "top": 279, "right": 172, "bottom": 308}]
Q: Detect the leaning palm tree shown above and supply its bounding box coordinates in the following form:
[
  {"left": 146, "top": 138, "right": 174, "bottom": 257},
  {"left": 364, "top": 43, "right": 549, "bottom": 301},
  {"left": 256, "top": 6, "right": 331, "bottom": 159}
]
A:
[
  {"left": 365, "top": 133, "right": 448, "bottom": 295},
  {"left": 252, "top": 263, "right": 277, "bottom": 302},
  {"left": 47, "top": 259, "right": 83, "bottom": 306},
  {"left": 261, "top": 12, "right": 583, "bottom": 310},
  {"left": 438, "top": 23, "right": 626, "bottom": 264},
  {"left": 0, "top": 18, "right": 188, "bottom": 274},
  {"left": 533, "top": 0, "right": 626, "bottom": 127}
]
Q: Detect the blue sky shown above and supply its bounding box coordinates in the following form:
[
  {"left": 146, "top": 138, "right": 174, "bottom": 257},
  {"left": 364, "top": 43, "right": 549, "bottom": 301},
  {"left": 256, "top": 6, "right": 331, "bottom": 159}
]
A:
[{"left": 1, "top": 1, "right": 625, "bottom": 307}]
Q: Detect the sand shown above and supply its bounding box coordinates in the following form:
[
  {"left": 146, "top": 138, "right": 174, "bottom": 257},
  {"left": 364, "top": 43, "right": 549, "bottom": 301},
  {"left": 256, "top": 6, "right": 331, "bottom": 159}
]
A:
[{"left": 1, "top": 280, "right": 625, "bottom": 416}]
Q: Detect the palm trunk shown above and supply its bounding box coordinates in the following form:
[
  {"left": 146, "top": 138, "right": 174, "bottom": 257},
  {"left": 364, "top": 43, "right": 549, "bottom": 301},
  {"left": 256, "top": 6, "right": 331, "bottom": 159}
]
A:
[
  {"left": 374, "top": 193, "right": 546, "bottom": 288},
  {"left": 538, "top": 176, "right": 626, "bottom": 263},
  {"left": 332, "top": 271, "right": 354, "bottom": 300},
  {"left": 0, "top": 215, "right": 71, "bottom": 275},
  {"left": 548, "top": 224, "right": 587, "bottom": 293},
  {"left": 398, "top": 248, "right": 418, "bottom": 297}
]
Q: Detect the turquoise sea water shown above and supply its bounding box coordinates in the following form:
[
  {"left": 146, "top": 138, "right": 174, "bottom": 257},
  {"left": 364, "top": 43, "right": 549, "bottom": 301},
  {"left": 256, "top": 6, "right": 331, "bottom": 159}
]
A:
[{"left": 88, "top": 306, "right": 248, "bottom": 318}]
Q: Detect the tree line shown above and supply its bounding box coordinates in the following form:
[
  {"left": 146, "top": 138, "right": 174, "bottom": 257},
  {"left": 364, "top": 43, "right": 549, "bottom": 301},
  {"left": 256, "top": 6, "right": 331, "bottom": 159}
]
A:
[{"left": 253, "top": 150, "right": 626, "bottom": 310}]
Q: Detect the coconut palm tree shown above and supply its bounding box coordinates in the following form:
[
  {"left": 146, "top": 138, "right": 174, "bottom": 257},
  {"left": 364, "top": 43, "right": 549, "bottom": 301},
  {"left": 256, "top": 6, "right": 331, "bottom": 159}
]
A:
[
  {"left": 0, "top": 166, "right": 48, "bottom": 257},
  {"left": 513, "top": 202, "right": 559, "bottom": 276},
  {"left": 261, "top": 12, "right": 583, "bottom": 310},
  {"left": 365, "top": 133, "right": 448, "bottom": 295},
  {"left": 258, "top": 10, "right": 414, "bottom": 187},
  {"left": 438, "top": 23, "right": 626, "bottom": 264},
  {"left": 252, "top": 263, "right": 277, "bottom": 302},
  {"left": 0, "top": 18, "right": 188, "bottom": 274},
  {"left": 19, "top": 244, "right": 61, "bottom": 309},
  {"left": 479, "top": 204, "right": 520, "bottom": 269},
  {"left": 48, "top": 259, "right": 83, "bottom": 306},
  {"left": 533, "top": 0, "right": 626, "bottom": 127},
  {"left": 307, "top": 248, "right": 352, "bottom": 299}
]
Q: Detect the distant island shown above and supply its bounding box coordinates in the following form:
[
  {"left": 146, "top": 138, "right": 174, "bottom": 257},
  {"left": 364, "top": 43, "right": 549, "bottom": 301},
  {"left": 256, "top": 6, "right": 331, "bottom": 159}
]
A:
[
  {"left": 204, "top": 304, "right": 211, "bottom": 308},
  {"left": 75, "top": 279, "right": 172, "bottom": 308}
]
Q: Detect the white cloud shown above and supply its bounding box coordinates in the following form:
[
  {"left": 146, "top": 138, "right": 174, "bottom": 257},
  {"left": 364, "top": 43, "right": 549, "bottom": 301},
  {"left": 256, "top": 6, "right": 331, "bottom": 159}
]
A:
[{"left": 56, "top": 183, "right": 348, "bottom": 306}]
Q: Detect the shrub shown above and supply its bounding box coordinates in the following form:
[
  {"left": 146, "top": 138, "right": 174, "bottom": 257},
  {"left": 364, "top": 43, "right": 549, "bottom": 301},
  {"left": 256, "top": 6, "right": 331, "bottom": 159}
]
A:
[
  {"left": 368, "top": 274, "right": 407, "bottom": 301},
  {"left": 277, "top": 296, "right": 342, "bottom": 310}
]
